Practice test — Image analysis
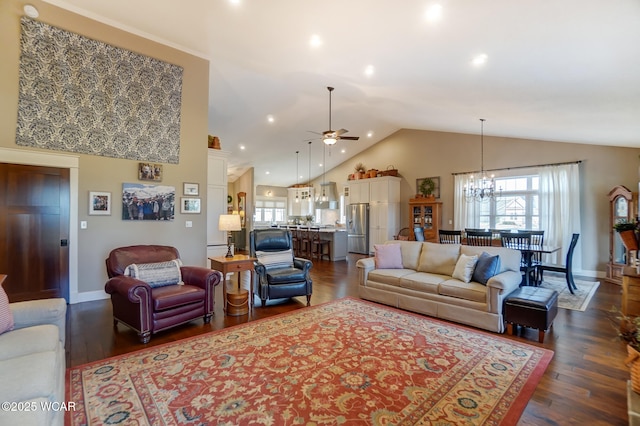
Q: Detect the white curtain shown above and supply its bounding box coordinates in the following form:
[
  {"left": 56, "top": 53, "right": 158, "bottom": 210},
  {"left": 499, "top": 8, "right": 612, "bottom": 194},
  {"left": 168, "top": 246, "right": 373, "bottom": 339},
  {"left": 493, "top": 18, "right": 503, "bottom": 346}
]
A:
[
  {"left": 539, "top": 163, "right": 581, "bottom": 267},
  {"left": 454, "top": 174, "right": 480, "bottom": 229},
  {"left": 454, "top": 163, "right": 581, "bottom": 268}
]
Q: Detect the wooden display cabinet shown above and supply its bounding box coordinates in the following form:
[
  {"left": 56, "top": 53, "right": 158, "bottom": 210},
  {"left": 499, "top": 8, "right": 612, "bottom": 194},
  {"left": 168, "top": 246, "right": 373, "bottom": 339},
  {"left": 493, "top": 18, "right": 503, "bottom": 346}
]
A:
[
  {"left": 409, "top": 198, "right": 442, "bottom": 242},
  {"left": 607, "top": 185, "right": 638, "bottom": 285}
]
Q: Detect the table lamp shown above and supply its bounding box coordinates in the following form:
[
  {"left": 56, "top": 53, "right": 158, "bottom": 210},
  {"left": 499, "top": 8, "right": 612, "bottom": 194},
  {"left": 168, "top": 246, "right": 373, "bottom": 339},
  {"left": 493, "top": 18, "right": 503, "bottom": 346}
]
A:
[{"left": 219, "top": 214, "right": 241, "bottom": 257}]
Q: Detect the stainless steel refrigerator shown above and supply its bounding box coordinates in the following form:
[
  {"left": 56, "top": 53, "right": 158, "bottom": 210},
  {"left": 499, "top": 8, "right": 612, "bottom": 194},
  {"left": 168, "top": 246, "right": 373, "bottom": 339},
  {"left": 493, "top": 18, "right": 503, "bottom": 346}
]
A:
[{"left": 347, "top": 203, "right": 369, "bottom": 254}]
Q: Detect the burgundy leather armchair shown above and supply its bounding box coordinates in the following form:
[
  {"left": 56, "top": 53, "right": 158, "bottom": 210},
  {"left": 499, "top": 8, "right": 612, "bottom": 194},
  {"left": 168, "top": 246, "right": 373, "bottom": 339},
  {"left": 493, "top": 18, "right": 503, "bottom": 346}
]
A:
[{"left": 105, "top": 245, "right": 221, "bottom": 343}]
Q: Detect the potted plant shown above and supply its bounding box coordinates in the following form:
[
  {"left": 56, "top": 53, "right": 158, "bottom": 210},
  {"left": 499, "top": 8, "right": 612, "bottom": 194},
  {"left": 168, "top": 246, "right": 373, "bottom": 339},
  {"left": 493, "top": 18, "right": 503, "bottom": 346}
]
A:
[
  {"left": 354, "top": 163, "right": 366, "bottom": 180},
  {"left": 419, "top": 178, "right": 436, "bottom": 200},
  {"left": 614, "top": 220, "right": 639, "bottom": 251}
]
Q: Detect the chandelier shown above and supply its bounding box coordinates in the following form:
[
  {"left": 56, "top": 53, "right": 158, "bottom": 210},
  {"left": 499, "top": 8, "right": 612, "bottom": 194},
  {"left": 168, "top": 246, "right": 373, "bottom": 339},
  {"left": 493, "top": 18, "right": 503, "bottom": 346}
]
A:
[{"left": 464, "top": 119, "right": 501, "bottom": 202}]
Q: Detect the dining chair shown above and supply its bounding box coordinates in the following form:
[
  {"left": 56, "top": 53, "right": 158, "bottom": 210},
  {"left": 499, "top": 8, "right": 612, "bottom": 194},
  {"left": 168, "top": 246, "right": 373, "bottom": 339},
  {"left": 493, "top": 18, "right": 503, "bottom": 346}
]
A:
[
  {"left": 465, "top": 230, "right": 493, "bottom": 246},
  {"left": 413, "top": 226, "right": 425, "bottom": 242},
  {"left": 439, "top": 230, "right": 462, "bottom": 244},
  {"left": 538, "top": 233, "right": 580, "bottom": 294},
  {"left": 527, "top": 230, "right": 545, "bottom": 284},
  {"left": 395, "top": 227, "right": 412, "bottom": 241},
  {"left": 500, "top": 232, "right": 536, "bottom": 286}
]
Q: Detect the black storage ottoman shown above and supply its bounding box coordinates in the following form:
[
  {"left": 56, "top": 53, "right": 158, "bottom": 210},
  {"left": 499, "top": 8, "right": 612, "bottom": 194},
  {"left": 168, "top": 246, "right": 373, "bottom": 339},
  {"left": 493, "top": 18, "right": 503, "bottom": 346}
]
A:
[{"left": 504, "top": 286, "right": 558, "bottom": 343}]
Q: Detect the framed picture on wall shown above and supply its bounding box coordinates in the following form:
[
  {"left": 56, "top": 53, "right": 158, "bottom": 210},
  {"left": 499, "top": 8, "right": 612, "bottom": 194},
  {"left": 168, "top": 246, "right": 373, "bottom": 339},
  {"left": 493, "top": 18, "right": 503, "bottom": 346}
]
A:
[
  {"left": 89, "top": 191, "right": 111, "bottom": 215},
  {"left": 416, "top": 176, "right": 441, "bottom": 199},
  {"left": 183, "top": 182, "right": 199, "bottom": 196},
  {"left": 138, "top": 163, "right": 163, "bottom": 181},
  {"left": 181, "top": 197, "right": 201, "bottom": 214},
  {"left": 122, "top": 182, "right": 175, "bottom": 221}
]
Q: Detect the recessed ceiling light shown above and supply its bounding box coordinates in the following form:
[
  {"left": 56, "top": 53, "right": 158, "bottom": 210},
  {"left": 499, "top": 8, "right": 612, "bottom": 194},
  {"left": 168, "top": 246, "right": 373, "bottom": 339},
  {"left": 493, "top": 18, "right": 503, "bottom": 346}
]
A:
[
  {"left": 266, "top": 114, "right": 275, "bottom": 123},
  {"left": 364, "top": 65, "right": 375, "bottom": 77},
  {"left": 239, "top": 145, "right": 245, "bottom": 150},
  {"left": 425, "top": 4, "right": 443, "bottom": 23},
  {"left": 367, "top": 131, "right": 374, "bottom": 138},
  {"left": 23, "top": 4, "right": 39, "bottom": 18},
  {"left": 309, "top": 34, "right": 322, "bottom": 48},
  {"left": 265, "top": 171, "right": 270, "bottom": 175},
  {"left": 341, "top": 149, "right": 346, "bottom": 154},
  {"left": 229, "top": 0, "right": 241, "bottom": 5},
  {"left": 472, "top": 53, "right": 488, "bottom": 67}
]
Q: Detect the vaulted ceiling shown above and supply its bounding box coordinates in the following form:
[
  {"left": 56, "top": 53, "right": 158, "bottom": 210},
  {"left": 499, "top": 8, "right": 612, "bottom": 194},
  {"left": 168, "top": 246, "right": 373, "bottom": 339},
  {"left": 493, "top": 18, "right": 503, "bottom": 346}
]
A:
[{"left": 44, "top": 0, "right": 640, "bottom": 186}]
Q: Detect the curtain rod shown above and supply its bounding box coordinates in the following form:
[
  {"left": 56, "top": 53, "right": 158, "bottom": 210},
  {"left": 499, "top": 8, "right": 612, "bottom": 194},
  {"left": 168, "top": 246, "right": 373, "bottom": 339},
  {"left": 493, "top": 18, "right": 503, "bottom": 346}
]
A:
[{"left": 451, "top": 160, "right": 582, "bottom": 176}]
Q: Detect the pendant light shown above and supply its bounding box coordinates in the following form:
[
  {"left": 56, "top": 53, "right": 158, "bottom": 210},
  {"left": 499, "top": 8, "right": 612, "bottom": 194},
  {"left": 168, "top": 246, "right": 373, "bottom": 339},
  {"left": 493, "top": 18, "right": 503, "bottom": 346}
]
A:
[
  {"left": 464, "top": 119, "right": 501, "bottom": 202},
  {"left": 295, "top": 150, "right": 299, "bottom": 203}
]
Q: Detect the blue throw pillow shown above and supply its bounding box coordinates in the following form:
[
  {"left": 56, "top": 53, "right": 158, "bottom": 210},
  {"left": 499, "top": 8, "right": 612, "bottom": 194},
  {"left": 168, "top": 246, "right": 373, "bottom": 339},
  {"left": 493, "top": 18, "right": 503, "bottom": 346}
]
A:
[{"left": 471, "top": 252, "right": 500, "bottom": 285}]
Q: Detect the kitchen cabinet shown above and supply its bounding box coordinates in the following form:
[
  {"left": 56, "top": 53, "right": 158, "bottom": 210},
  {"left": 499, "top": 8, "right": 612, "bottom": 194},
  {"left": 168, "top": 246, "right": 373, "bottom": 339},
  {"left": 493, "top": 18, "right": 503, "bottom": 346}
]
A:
[
  {"left": 348, "top": 180, "right": 370, "bottom": 204},
  {"left": 369, "top": 202, "right": 399, "bottom": 252},
  {"left": 409, "top": 198, "right": 442, "bottom": 242},
  {"left": 345, "top": 176, "right": 401, "bottom": 252},
  {"left": 287, "top": 186, "right": 314, "bottom": 217},
  {"left": 207, "top": 149, "right": 230, "bottom": 258}
]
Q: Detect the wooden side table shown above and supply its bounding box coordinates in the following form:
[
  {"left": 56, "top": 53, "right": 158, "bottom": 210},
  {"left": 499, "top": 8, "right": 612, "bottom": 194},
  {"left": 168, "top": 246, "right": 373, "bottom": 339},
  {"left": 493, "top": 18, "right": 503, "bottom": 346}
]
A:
[
  {"left": 623, "top": 266, "right": 640, "bottom": 316},
  {"left": 209, "top": 255, "right": 256, "bottom": 315}
]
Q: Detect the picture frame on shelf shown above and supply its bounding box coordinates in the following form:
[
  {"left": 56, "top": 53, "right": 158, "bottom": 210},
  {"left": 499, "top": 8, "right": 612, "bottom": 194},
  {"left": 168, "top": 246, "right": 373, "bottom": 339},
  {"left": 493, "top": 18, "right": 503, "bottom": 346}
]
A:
[
  {"left": 416, "top": 176, "right": 440, "bottom": 199},
  {"left": 183, "top": 182, "right": 199, "bottom": 196},
  {"left": 181, "top": 197, "right": 201, "bottom": 214},
  {"left": 89, "top": 191, "right": 111, "bottom": 215}
]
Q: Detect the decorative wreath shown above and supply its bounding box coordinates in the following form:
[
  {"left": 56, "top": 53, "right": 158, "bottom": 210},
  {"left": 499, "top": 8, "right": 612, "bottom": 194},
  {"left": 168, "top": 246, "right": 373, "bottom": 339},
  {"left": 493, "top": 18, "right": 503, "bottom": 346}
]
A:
[{"left": 419, "top": 178, "right": 435, "bottom": 196}]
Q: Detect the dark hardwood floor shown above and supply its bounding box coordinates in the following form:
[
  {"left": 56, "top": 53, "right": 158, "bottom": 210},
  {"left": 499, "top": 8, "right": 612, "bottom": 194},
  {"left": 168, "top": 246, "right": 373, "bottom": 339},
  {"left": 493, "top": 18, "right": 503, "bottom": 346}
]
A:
[{"left": 67, "top": 254, "right": 630, "bottom": 425}]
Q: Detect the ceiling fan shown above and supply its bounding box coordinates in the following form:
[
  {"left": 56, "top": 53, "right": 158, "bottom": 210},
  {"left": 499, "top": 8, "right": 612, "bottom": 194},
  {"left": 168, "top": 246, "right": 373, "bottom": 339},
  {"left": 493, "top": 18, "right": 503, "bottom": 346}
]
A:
[{"left": 314, "top": 86, "right": 360, "bottom": 146}]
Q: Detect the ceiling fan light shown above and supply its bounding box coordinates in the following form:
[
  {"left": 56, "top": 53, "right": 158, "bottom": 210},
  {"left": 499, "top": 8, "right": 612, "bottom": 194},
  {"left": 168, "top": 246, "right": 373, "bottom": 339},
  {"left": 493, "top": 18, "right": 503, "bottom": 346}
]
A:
[{"left": 324, "top": 137, "right": 337, "bottom": 145}]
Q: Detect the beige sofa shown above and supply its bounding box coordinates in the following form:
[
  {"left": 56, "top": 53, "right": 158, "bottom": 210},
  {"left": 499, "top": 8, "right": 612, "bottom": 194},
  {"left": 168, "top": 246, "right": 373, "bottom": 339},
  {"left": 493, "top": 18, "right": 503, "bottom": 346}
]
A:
[
  {"left": 357, "top": 241, "right": 522, "bottom": 333},
  {"left": 0, "top": 298, "right": 67, "bottom": 426}
]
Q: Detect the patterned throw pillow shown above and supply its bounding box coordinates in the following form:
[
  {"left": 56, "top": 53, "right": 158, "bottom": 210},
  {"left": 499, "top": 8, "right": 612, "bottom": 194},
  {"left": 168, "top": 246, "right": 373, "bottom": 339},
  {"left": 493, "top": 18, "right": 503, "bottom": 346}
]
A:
[
  {"left": 256, "top": 249, "right": 294, "bottom": 270},
  {"left": 124, "top": 259, "right": 183, "bottom": 288},
  {"left": 0, "top": 284, "right": 14, "bottom": 335}
]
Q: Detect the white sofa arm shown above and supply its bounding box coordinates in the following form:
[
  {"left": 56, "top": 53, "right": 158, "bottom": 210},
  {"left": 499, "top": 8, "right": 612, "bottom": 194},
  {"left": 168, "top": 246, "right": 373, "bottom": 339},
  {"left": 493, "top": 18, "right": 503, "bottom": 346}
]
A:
[
  {"left": 10, "top": 298, "right": 66, "bottom": 346},
  {"left": 487, "top": 271, "right": 522, "bottom": 292},
  {"left": 356, "top": 257, "right": 376, "bottom": 284}
]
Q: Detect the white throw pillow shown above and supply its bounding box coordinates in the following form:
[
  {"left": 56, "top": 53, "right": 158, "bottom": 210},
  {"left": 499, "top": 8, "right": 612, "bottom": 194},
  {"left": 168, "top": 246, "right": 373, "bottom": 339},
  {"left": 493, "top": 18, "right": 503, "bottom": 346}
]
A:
[{"left": 452, "top": 254, "right": 479, "bottom": 283}]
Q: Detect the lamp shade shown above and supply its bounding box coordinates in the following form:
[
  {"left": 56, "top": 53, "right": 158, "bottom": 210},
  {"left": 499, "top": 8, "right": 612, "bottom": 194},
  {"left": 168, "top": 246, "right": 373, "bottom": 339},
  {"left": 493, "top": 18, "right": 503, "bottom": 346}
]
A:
[{"left": 218, "top": 214, "right": 241, "bottom": 232}]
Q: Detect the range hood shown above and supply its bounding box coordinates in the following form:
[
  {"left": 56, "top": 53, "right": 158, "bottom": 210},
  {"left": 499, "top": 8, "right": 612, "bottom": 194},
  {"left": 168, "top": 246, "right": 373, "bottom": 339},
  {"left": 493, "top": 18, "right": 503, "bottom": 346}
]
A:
[{"left": 315, "top": 182, "right": 339, "bottom": 209}]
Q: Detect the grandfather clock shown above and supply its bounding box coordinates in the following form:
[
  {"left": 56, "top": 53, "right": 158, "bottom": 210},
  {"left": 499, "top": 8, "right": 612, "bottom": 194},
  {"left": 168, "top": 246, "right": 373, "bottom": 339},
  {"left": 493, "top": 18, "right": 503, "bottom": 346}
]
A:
[{"left": 607, "top": 185, "right": 637, "bottom": 284}]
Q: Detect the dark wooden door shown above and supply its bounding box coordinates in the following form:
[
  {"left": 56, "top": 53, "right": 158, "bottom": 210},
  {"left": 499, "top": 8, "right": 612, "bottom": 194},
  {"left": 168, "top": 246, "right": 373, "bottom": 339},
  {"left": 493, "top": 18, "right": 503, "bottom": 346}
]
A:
[{"left": 0, "top": 163, "right": 69, "bottom": 302}]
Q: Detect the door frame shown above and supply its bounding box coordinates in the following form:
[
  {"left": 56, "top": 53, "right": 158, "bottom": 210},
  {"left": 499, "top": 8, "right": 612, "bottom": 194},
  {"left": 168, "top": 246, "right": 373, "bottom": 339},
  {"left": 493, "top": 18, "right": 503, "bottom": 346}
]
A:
[{"left": 0, "top": 147, "right": 79, "bottom": 303}]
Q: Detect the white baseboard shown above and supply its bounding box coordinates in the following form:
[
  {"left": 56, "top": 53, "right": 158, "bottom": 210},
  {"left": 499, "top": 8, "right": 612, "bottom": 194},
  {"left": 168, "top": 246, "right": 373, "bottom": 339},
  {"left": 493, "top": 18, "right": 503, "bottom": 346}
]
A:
[{"left": 70, "top": 290, "right": 109, "bottom": 304}]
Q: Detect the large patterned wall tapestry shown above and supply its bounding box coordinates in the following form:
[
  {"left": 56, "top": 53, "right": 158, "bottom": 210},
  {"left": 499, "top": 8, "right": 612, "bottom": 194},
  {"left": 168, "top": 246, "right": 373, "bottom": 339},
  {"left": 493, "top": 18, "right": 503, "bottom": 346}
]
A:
[{"left": 15, "top": 18, "right": 183, "bottom": 164}]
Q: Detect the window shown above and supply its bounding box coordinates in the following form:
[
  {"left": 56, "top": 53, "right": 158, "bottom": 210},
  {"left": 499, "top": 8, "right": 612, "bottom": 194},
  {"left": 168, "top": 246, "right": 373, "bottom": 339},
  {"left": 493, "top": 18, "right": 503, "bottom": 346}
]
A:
[
  {"left": 254, "top": 198, "right": 286, "bottom": 225},
  {"left": 479, "top": 175, "right": 540, "bottom": 230}
]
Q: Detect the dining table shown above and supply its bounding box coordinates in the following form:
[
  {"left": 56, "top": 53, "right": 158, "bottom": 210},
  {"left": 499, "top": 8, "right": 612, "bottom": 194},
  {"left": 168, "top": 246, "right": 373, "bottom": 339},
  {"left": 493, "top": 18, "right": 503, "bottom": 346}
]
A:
[{"left": 501, "top": 243, "right": 561, "bottom": 287}]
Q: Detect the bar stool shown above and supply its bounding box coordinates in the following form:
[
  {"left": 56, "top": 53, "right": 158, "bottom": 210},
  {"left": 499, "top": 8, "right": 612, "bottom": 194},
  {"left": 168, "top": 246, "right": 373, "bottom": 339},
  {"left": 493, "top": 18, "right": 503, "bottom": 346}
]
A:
[
  {"left": 310, "top": 227, "right": 331, "bottom": 261},
  {"left": 298, "top": 227, "right": 312, "bottom": 258},
  {"left": 288, "top": 226, "right": 300, "bottom": 257}
]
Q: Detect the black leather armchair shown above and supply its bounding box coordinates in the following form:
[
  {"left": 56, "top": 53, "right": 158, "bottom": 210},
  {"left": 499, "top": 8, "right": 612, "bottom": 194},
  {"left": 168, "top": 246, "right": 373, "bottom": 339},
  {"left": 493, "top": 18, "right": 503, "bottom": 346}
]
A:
[{"left": 249, "top": 229, "right": 313, "bottom": 307}]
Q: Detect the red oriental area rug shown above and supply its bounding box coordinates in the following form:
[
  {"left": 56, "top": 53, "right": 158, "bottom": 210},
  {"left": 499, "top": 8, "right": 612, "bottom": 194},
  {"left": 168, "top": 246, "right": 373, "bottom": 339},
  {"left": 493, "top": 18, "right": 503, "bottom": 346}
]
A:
[{"left": 67, "top": 297, "right": 553, "bottom": 425}]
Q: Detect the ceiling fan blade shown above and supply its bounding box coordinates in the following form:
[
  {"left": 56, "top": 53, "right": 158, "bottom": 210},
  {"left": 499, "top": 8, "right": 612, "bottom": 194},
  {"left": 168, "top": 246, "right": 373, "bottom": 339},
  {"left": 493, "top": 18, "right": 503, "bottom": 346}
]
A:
[
  {"left": 307, "top": 130, "right": 322, "bottom": 136},
  {"left": 335, "top": 128, "right": 349, "bottom": 136},
  {"left": 339, "top": 136, "right": 360, "bottom": 140}
]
